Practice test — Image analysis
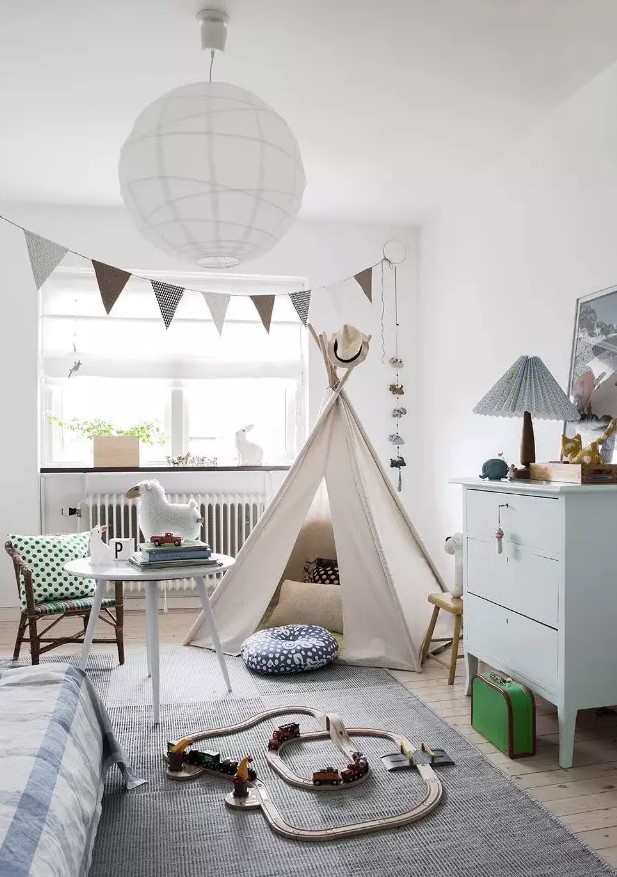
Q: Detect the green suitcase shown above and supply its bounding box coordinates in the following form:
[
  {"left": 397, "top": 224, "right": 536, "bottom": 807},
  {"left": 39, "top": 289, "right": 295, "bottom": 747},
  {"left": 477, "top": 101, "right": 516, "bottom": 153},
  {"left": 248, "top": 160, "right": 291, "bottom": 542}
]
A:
[{"left": 471, "top": 672, "right": 536, "bottom": 758}]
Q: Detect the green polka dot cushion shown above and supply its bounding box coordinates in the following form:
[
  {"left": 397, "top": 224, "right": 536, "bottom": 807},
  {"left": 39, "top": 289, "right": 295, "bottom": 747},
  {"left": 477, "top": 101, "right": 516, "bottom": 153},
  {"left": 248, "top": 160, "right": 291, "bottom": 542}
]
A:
[{"left": 8, "top": 532, "right": 95, "bottom": 609}]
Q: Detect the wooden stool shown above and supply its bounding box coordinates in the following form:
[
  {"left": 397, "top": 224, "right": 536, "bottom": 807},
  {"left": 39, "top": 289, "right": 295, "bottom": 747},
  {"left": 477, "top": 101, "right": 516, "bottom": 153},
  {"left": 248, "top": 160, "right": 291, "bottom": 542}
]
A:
[{"left": 421, "top": 593, "right": 463, "bottom": 685}]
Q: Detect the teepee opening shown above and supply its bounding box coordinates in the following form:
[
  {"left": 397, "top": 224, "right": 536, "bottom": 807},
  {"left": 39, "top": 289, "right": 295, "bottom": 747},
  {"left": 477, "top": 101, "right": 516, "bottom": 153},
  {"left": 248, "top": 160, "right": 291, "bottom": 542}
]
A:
[{"left": 184, "top": 326, "right": 445, "bottom": 671}]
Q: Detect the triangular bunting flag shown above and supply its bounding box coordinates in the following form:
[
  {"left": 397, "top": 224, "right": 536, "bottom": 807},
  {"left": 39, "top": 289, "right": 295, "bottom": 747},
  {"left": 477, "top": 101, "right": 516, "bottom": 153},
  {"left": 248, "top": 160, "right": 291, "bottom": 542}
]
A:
[
  {"left": 201, "top": 291, "right": 230, "bottom": 336},
  {"left": 250, "top": 295, "right": 275, "bottom": 333},
  {"left": 354, "top": 266, "right": 373, "bottom": 303},
  {"left": 290, "top": 290, "right": 311, "bottom": 326},
  {"left": 24, "top": 230, "right": 68, "bottom": 290},
  {"left": 92, "top": 260, "right": 131, "bottom": 314},
  {"left": 151, "top": 280, "right": 184, "bottom": 329}
]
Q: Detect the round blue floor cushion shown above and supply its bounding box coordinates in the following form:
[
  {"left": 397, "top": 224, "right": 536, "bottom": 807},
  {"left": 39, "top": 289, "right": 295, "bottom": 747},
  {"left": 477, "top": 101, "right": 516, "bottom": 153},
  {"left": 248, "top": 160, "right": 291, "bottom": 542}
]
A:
[{"left": 241, "top": 624, "right": 339, "bottom": 675}]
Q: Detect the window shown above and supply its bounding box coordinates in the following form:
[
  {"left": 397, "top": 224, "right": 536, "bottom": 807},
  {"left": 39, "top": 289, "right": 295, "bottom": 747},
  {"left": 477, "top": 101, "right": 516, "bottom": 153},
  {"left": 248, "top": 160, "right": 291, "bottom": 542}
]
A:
[{"left": 40, "top": 268, "right": 308, "bottom": 467}]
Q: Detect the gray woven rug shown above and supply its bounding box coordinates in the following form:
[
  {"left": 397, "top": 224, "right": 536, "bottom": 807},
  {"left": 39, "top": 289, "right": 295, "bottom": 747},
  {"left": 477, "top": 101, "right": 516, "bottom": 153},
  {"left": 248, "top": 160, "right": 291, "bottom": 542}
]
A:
[{"left": 66, "top": 648, "right": 612, "bottom": 876}]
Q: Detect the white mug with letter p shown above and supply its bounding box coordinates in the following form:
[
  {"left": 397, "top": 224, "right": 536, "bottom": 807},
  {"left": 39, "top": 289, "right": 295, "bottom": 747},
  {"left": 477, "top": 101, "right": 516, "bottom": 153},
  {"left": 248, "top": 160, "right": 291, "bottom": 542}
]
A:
[{"left": 112, "top": 538, "right": 134, "bottom": 563}]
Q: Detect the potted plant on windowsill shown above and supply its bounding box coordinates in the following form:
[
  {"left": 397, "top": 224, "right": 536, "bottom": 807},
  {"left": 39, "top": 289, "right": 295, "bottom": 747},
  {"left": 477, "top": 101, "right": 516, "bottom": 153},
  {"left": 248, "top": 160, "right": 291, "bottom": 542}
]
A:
[{"left": 47, "top": 416, "right": 166, "bottom": 467}]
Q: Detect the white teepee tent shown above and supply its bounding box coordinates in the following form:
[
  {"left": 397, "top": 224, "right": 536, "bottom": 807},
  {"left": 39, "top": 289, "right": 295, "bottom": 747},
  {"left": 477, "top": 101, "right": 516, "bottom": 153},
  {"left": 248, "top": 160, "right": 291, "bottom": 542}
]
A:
[{"left": 185, "top": 329, "right": 445, "bottom": 671}]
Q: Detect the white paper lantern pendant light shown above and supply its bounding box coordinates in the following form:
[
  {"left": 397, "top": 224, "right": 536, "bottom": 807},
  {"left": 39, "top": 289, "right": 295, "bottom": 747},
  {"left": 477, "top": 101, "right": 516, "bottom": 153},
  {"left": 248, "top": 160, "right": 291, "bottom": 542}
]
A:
[{"left": 118, "top": 7, "right": 305, "bottom": 269}]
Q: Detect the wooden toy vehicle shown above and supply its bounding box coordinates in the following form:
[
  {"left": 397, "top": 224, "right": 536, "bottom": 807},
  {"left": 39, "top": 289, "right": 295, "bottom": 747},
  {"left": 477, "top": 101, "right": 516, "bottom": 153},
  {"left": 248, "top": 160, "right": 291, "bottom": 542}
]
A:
[
  {"left": 267, "top": 722, "right": 300, "bottom": 751},
  {"left": 312, "top": 767, "right": 342, "bottom": 786},
  {"left": 185, "top": 749, "right": 221, "bottom": 770},
  {"left": 220, "top": 757, "right": 240, "bottom": 775},
  {"left": 341, "top": 751, "right": 369, "bottom": 783},
  {"left": 151, "top": 532, "right": 183, "bottom": 546},
  {"left": 177, "top": 747, "right": 257, "bottom": 780}
]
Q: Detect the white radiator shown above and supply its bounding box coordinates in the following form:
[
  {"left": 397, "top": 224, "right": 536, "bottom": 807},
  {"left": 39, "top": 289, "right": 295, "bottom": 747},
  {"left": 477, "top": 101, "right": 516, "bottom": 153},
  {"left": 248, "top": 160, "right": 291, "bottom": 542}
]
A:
[{"left": 79, "top": 491, "right": 266, "bottom": 594}]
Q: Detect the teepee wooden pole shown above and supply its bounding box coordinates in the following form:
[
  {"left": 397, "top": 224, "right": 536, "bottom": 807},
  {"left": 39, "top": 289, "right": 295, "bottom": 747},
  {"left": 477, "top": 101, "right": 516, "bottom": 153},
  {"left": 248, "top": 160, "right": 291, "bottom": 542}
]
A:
[{"left": 308, "top": 323, "right": 339, "bottom": 389}]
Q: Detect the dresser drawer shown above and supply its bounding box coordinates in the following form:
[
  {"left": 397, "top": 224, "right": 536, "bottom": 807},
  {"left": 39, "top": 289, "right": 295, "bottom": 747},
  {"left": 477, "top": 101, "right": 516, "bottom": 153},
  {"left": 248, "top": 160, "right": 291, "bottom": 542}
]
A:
[
  {"left": 465, "top": 594, "right": 558, "bottom": 694},
  {"left": 466, "top": 489, "right": 561, "bottom": 556},
  {"left": 467, "top": 537, "right": 559, "bottom": 628}
]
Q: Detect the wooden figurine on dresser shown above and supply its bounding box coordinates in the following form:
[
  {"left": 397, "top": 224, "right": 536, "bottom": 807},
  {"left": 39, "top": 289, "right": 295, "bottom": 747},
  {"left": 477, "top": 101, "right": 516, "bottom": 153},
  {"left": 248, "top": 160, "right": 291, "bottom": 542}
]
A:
[{"left": 456, "top": 353, "right": 617, "bottom": 768}]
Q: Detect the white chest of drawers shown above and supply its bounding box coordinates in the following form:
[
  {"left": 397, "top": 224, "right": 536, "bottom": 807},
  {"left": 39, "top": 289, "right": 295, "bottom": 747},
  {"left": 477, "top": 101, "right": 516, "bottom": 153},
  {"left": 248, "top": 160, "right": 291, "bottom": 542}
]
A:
[{"left": 453, "top": 477, "right": 617, "bottom": 768}]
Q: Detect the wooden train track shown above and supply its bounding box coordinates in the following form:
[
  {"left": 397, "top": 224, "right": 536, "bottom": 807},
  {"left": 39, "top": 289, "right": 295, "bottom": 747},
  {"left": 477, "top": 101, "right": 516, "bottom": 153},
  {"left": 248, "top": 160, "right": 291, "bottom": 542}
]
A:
[{"left": 167, "top": 706, "right": 443, "bottom": 840}]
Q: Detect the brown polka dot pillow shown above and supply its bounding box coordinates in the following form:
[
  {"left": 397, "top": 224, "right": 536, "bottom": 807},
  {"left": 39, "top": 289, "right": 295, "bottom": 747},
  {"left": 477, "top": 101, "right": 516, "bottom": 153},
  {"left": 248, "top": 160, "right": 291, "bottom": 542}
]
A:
[{"left": 8, "top": 532, "right": 94, "bottom": 609}]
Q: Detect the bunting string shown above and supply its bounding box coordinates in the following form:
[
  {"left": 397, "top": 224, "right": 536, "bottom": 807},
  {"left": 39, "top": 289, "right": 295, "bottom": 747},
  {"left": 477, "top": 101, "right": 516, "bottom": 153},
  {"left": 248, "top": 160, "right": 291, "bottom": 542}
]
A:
[{"left": 0, "top": 211, "right": 386, "bottom": 333}]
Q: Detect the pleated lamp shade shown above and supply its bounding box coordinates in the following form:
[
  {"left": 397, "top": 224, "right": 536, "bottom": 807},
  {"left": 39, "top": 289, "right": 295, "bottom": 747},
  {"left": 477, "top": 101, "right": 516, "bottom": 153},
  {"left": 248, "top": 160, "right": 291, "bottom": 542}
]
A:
[
  {"left": 473, "top": 355, "right": 580, "bottom": 476},
  {"left": 473, "top": 356, "right": 579, "bottom": 420}
]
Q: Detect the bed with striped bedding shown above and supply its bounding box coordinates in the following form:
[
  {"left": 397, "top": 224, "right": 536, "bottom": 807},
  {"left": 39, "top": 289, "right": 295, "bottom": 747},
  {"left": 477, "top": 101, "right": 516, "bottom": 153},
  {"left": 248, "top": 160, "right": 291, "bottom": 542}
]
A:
[{"left": 0, "top": 663, "right": 143, "bottom": 877}]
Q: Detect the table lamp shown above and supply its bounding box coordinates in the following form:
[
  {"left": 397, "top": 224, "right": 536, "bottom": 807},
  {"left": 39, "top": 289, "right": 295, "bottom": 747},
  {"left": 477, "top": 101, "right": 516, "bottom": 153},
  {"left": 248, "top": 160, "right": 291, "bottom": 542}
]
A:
[{"left": 473, "top": 355, "right": 580, "bottom": 478}]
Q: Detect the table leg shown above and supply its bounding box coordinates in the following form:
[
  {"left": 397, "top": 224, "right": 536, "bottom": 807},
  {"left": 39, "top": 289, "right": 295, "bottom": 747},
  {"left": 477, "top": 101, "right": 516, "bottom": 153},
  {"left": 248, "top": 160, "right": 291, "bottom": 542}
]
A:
[
  {"left": 145, "top": 606, "right": 152, "bottom": 679},
  {"left": 79, "top": 579, "right": 105, "bottom": 670},
  {"left": 145, "top": 583, "right": 160, "bottom": 725},
  {"left": 195, "top": 576, "right": 232, "bottom": 693}
]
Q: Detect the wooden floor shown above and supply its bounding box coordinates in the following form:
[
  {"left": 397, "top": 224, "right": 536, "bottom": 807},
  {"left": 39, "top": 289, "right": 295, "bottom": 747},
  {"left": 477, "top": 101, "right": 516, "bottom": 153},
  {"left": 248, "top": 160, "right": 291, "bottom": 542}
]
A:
[{"left": 2, "top": 609, "right": 617, "bottom": 869}]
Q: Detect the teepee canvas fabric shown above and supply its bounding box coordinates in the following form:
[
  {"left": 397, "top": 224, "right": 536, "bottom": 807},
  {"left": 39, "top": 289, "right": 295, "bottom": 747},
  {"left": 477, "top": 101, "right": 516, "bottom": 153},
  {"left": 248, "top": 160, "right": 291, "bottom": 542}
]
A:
[{"left": 185, "top": 388, "right": 443, "bottom": 671}]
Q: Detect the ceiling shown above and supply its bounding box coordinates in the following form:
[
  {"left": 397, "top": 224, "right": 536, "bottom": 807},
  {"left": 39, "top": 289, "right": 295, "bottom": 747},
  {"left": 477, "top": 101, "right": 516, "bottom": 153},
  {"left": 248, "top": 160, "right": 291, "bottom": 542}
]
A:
[{"left": 2, "top": 0, "right": 617, "bottom": 222}]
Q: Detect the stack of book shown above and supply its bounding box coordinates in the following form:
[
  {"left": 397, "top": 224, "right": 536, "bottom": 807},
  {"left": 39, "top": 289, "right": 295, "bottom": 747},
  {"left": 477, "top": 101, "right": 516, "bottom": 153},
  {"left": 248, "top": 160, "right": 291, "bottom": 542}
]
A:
[{"left": 128, "top": 539, "right": 220, "bottom": 570}]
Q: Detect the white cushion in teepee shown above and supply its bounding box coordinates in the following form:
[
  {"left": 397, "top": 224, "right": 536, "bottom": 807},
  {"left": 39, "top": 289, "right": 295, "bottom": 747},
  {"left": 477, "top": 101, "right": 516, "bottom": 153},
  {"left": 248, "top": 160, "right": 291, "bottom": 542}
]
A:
[
  {"left": 268, "top": 580, "right": 343, "bottom": 633},
  {"left": 240, "top": 625, "right": 338, "bottom": 675}
]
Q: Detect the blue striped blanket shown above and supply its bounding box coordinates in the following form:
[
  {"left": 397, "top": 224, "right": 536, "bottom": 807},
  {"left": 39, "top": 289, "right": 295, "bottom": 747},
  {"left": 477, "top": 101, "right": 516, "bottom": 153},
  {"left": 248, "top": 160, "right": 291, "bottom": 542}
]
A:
[{"left": 0, "top": 663, "right": 144, "bottom": 877}]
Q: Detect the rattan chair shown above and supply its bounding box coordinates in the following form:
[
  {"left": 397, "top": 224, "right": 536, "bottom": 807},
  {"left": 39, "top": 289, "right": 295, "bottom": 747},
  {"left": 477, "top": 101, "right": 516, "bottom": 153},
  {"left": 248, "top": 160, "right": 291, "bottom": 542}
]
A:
[{"left": 5, "top": 540, "right": 124, "bottom": 665}]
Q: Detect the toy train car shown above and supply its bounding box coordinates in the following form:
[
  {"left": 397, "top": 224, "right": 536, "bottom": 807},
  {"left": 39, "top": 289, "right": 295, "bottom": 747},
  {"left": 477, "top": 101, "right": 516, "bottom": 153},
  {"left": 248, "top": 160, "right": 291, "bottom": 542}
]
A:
[
  {"left": 311, "top": 752, "right": 369, "bottom": 786},
  {"left": 168, "top": 744, "right": 256, "bottom": 780},
  {"left": 267, "top": 722, "right": 301, "bottom": 751},
  {"left": 312, "top": 767, "right": 342, "bottom": 786},
  {"left": 341, "top": 751, "right": 369, "bottom": 783}
]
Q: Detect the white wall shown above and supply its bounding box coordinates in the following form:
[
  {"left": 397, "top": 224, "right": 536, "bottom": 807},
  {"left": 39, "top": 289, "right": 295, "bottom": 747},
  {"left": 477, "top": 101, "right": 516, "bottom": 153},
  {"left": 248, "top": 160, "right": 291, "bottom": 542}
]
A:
[
  {"left": 419, "top": 58, "right": 617, "bottom": 577},
  {"left": 0, "top": 202, "right": 418, "bottom": 606},
  {"left": 0, "top": 221, "right": 41, "bottom": 605}
]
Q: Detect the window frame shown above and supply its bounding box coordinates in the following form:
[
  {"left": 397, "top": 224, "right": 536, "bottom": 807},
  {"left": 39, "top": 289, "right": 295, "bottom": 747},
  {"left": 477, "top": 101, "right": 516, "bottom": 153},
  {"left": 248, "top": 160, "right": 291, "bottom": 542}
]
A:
[{"left": 39, "top": 266, "right": 309, "bottom": 468}]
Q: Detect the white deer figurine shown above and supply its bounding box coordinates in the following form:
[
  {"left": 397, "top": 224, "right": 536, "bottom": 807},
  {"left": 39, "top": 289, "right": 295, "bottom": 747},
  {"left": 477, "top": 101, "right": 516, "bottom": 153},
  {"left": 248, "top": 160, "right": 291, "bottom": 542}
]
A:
[{"left": 234, "top": 425, "right": 264, "bottom": 466}]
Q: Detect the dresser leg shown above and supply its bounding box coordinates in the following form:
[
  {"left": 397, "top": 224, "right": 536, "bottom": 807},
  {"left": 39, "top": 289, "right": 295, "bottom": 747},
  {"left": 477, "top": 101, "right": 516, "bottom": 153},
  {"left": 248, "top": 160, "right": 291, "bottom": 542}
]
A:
[
  {"left": 465, "top": 652, "right": 478, "bottom": 696},
  {"left": 558, "top": 705, "right": 577, "bottom": 769}
]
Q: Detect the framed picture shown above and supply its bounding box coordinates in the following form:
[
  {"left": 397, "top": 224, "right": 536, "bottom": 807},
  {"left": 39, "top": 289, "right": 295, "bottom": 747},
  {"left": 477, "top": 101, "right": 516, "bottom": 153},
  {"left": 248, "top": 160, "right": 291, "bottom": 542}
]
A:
[{"left": 567, "top": 284, "right": 617, "bottom": 461}]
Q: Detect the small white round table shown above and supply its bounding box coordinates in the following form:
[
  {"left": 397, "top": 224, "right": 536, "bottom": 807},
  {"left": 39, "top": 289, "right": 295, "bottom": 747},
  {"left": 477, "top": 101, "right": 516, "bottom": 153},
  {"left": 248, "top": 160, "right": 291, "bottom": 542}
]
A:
[{"left": 65, "top": 555, "right": 234, "bottom": 724}]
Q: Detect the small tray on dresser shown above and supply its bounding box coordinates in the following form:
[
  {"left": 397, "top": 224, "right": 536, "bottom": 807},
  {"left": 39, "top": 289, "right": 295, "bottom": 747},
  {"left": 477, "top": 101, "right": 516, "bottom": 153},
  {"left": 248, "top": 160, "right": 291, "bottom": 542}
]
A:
[{"left": 529, "top": 462, "right": 617, "bottom": 484}]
